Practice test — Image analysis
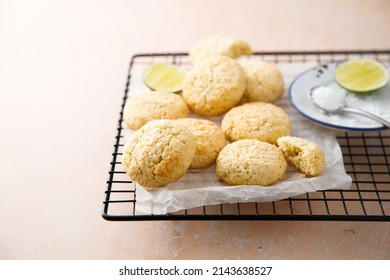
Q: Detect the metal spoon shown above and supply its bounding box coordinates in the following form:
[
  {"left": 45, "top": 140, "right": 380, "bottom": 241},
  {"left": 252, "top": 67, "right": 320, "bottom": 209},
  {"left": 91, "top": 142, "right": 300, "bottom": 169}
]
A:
[{"left": 309, "top": 85, "right": 390, "bottom": 128}]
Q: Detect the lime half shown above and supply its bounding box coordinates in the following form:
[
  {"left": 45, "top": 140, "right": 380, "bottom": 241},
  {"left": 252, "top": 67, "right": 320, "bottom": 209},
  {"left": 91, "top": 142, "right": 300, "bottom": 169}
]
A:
[
  {"left": 335, "top": 59, "right": 389, "bottom": 93},
  {"left": 143, "top": 62, "right": 186, "bottom": 93}
]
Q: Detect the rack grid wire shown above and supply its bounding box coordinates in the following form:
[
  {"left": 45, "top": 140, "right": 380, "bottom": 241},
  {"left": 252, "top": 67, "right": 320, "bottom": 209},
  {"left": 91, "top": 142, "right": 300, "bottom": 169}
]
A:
[{"left": 103, "top": 50, "right": 390, "bottom": 221}]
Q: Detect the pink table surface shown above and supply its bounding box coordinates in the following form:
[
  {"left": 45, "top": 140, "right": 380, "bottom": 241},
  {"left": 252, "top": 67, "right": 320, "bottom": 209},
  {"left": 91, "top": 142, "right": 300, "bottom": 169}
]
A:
[{"left": 0, "top": 0, "right": 389, "bottom": 259}]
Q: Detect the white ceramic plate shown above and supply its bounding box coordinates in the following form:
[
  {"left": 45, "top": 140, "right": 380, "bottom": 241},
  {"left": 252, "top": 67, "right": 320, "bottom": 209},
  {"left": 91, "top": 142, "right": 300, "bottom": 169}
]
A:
[{"left": 288, "top": 62, "right": 390, "bottom": 131}]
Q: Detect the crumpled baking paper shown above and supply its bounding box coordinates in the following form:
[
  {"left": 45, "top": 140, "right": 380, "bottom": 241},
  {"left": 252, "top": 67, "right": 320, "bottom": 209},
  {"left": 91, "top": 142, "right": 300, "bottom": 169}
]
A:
[{"left": 125, "top": 62, "right": 352, "bottom": 215}]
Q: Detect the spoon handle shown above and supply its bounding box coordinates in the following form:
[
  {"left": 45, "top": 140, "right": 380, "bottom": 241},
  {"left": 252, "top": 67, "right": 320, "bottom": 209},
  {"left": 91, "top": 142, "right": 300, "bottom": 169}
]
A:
[{"left": 342, "top": 107, "right": 390, "bottom": 128}]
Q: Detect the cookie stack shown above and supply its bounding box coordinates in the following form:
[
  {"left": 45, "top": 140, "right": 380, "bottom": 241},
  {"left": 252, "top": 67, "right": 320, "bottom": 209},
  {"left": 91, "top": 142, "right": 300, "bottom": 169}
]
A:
[{"left": 122, "top": 35, "right": 325, "bottom": 188}]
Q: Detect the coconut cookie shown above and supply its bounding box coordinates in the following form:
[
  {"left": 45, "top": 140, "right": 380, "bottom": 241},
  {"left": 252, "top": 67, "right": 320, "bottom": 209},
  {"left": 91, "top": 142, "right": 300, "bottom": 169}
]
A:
[
  {"left": 121, "top": 120, "right": 196, "bottom": 188},
  {"left": 221, "top": 102, "right": 291, "bottom": 144},
  {"left": 240, "top": 60, "right": 285, "bottom": 104},
  {"left": 277, "top": 136, "right": 326, "bottom": 177},
  {"left": 182, "top": 55, "right": 246, "bottom": 117},
  {"left": 216, "top": 139, "right": 287, "bottom": 186},
  {"left": 123, "top": 91, "right": 189, "bottom": 130},
  {"left": 189, "top": 34, "right": 252, "bottom": 64},
  {"left": 176, "top": 118, "right": 226, "bottom": 169}
]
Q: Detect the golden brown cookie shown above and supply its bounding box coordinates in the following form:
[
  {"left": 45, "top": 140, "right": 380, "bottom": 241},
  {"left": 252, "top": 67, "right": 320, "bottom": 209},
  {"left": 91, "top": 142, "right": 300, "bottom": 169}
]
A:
[
  {"left": 216, "top": 139, "right": 287, "bottom": 186},
  {"left": 182, "top": 55, "right": 246, "bottom": 117},
  {"left": 123, "top": 91, "right": 189, "bottom": 130},
  {"left": 221, "top": 102, "right": 291, "bottom": 144},
  {"left": 189, "top": 34, "right": 252, "bottom": 64},
  {"left": 240, "top": 60, "right": 285, "bottom": 104},
  {"left": 277, "top": 136, "right": 326, "bottom": 177},
  {"left": 175, "top": 118, "right": 226, "bottom": 169},
  {"left": 121, "top": 120, "right": 196, "bottom": 187}
]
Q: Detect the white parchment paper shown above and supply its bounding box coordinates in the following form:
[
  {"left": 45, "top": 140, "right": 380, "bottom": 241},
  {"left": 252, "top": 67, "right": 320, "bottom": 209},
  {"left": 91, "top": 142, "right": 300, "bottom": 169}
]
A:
[{"left": 124, "top": 61, "right": 352, "bottom": 215}]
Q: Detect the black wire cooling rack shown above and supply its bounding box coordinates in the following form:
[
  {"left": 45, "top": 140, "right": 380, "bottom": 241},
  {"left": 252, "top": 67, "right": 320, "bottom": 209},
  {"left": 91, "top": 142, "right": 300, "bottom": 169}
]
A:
[{"left": 103, "top": 50, "right": 390, "bottom": 221}]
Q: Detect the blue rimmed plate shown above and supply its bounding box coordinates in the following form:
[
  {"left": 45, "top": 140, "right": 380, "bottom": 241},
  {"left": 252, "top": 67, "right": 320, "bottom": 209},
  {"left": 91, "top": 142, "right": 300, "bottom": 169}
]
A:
[{"left": 288, "top": 63, "right": 390, "bottom": 131}]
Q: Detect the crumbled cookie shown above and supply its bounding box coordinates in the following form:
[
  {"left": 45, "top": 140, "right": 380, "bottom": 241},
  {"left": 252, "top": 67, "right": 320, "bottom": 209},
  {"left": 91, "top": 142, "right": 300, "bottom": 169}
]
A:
[
  {"left": 277, "top": 136, "right": 326, "bottom": 177},
  {"left": 216, "top": 139, "right": 287, "bottom": 186}
]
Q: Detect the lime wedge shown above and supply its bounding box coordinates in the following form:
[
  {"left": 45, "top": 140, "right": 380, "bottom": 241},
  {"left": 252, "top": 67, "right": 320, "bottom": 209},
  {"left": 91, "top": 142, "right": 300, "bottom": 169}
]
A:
[
  {"left": 143, "top": 62, "right": 186, "bottom": 93},
  {"left": 335, "top": 59, "right": 389, "bottom": 93}
]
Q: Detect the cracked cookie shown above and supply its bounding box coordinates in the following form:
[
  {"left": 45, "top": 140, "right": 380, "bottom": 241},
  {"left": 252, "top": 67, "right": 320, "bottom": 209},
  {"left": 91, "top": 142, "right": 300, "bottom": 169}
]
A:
[
  {"left": 123, "top": 91, "right": 189, "bottom": 130},
  {"left": 175, "top": 118, "right": 226, "bottom": 169},
  {"left": 221, "top": 102, "right": 291, "bottom": 144},
  {"left": 189, "top": 34, "right": 252, "bottom": 64},
  {"left": 216, "top": 139, "right": 287, "bottom": 186},
  {"left": 239, "top": 60, "right": 284, "bottom": 104},
  {"left": 183, "top": 55, "right": 246, "bottom": 117},
  {"left": 122, "top": 120, "right": 196, "bottom": 187}
]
